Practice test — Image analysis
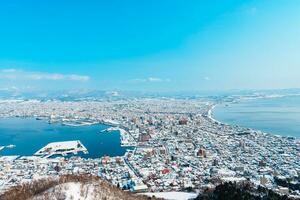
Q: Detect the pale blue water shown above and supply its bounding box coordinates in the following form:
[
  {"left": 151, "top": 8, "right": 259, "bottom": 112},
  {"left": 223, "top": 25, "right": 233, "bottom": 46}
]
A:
[
  {"left": 213, "top": 96, "right": 300, "bottom": 138},
  {"left": 0, "top": 118, "right": 129, "bottom": 158}
]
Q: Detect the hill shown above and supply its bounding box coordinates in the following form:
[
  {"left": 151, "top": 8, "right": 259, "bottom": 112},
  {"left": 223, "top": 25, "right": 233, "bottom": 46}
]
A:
[{"left": 0, "top": 175, "right": 160, "bottom": 200}]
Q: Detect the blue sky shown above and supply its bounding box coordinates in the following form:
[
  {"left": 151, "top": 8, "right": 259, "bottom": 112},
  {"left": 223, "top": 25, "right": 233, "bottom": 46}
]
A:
[{"left": 0, "top": 0, "right": 300, "bottom": 92}]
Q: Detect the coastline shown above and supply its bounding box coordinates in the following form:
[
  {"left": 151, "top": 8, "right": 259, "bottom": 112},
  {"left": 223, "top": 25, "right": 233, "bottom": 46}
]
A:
[
  {"left": 207, "top": 104, "right": 222, "bottom": 124},
  {"left": 207, "top": 104, "right": 232, "bottom": 127}
]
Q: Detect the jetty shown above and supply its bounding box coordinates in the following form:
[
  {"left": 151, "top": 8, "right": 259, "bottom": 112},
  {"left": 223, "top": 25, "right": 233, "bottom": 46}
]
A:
[{"left": 34, "top": 140, "right": 88, "bottom": 158}]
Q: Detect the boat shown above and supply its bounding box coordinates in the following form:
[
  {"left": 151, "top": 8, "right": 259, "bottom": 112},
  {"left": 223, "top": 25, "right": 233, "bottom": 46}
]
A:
[{"left": 36, "top": 117, "right": 45, "bottom": 120}]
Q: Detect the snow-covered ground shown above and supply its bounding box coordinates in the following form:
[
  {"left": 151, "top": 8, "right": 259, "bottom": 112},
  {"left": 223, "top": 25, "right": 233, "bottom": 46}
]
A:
[
  {"left": 56, "top": 182, "right": 95, "bottom": 200},
  {"left": 143, "top": 192, "right": 198, "bottom": 200},
  {"left": 31, "top": 182, "right": 97, "bottom": 200},
  {"left": 30, "top": 180, "right": 151, "bottom": 200}
]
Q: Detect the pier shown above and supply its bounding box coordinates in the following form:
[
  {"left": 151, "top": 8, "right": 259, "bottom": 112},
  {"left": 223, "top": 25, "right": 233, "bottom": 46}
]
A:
[{"left": 34, "top": 140, "right": 88, "bottom": 158}]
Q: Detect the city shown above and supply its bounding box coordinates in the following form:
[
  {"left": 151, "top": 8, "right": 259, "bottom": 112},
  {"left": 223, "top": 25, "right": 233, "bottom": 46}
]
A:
[
  {"left": 1, "top": 1, "right": 300, "bottom": 199},
  {"left": 0, "top": 98, "right": 299, "bottom": 199}
]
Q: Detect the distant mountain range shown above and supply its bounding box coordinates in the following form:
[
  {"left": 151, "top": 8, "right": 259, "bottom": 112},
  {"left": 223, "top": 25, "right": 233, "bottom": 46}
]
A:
[{"left": 1, "top": 88, "right": 300, "bottom": 101}]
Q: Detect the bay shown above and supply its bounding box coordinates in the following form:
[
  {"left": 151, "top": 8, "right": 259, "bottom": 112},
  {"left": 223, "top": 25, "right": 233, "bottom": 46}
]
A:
[{"left": 0, "top": 118, "right": 129, "bottom": 158}]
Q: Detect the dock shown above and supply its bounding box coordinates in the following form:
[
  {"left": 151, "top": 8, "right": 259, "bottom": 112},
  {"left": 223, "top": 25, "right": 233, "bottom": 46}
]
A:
[{"left": 34, "top": 140, "right": 88, "bottom": 158}]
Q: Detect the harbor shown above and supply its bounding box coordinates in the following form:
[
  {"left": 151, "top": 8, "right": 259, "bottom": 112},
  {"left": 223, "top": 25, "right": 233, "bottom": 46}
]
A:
[
  {"left": 34, "top": 140, "right": 88, "bottom": 158},
  {"left": 0, "top": 117, "right": 129, "bottom": 158}
]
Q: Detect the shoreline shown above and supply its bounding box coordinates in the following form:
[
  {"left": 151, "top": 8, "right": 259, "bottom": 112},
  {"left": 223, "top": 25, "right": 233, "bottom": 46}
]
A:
[{"left": 207, "top": 104, "right": 222, "bottom": 125}]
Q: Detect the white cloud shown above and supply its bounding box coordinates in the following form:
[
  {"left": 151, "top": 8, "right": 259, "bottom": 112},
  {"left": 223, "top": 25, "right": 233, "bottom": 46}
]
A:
[
  {"left": 130, "top": 77, "right": 171, "bottom": 83},
  {"left": 204, "top": 76, "right": 211, "bottom": 81},
  {"left": 1, "top": 69, "right": 18, "bottom": 73},
  {"left": 148, "top": 77, "right": 162, "bottom": 82},
  {"left": 0, "top": 69, "right": 90, "bottom": 82}
]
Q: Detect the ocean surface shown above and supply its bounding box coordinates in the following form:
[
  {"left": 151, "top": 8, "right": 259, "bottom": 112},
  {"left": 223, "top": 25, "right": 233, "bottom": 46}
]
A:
[
  {"left": 213, "top": 95, "right": 300, "bottom": 138},
  {"left": 0, "top": 118, "right": 129, "bottom": 158}
]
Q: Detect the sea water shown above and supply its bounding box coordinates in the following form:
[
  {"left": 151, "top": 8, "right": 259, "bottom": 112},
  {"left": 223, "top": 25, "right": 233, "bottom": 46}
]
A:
[
  {"left": 213, "top": 95, "right": 300, "bottom": 138},
  {"left": 0, "top": 118, "right": 129, "bottom": 158}
]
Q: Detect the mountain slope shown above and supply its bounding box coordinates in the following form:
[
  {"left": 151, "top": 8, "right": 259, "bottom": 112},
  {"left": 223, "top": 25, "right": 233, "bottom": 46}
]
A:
[{"left": 0, "top": 175, "right": 159, "bottom": 200}]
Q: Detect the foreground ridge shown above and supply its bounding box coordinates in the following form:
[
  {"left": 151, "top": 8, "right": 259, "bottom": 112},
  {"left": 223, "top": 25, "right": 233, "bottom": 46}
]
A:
[{"left": 0, "top": 174, "right": 160, "bottom": 200}]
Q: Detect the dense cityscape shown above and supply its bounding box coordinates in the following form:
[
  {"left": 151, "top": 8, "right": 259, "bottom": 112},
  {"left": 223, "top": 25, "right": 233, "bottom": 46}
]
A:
[
  {"left": 0, "top": 98, "right": 299, "bottom": 199},
  {"left": 1, "top": 0, "right": 300, "bottom": 199}
]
